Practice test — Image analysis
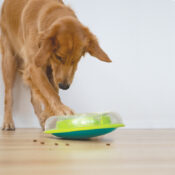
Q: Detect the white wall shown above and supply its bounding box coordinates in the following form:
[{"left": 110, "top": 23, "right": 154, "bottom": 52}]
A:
[{"left": 0, "top": 0, "right": 175, "bottom": 128}]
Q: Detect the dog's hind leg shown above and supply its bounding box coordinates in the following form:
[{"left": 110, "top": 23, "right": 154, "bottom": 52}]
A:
[{"left": 1, "top": 37, "right": 17, "bottom": 130}]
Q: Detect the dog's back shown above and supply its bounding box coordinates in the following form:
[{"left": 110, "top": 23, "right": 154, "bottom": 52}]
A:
[
  {"left": 1, "top": 0, "right": 73, "bottom": 57},
  {"left": 1, "top": 0, "right": 28, "bottom": 49}
]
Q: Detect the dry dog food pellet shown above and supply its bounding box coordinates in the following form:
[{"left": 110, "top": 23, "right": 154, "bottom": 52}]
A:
[
  {"left": 66, "top": 143, "right": 70, "bottom": 146},
  {"left": 40, "top": 142, "right": 45, "bottom": 144},
  {"left": 33, "top": 139, "right": 37, "bottom": 142},
  {"left": 106, "top": 143, "right": 110, "bottom": 146},
  {"left": 54, "top": 143, "right": 59, "bottom": 146}
]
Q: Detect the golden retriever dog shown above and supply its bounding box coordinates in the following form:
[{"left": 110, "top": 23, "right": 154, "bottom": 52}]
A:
[{"left": 0, "top": 0, "right": 111, "bottom": 130}]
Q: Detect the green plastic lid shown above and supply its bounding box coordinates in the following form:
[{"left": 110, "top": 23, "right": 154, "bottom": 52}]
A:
[{"left": 44, "top": 112, "right": 124, "bottom": 139}]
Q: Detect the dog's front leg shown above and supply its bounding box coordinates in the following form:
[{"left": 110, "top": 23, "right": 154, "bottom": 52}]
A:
[
  {"left": 31, "top": 89, "right": 45, "bottom": 129},
  {"left": 31, "top": 88, "right": 55, "bottom": 129},
  {"left": 27, "top": 65, "right": 74, "bottom": 118}
]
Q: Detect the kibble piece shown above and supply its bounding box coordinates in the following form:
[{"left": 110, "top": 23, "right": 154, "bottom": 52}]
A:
[
  {"left": 33, "top": 139, "right": 37, "bottom": 142},
  {"left": 106, "top": 143, "right": 110, "bottom": 146},
  {"left": 66, "top": 143, "right": 70, "bottom": 146},
  {"left": 40, "top": 142, "right": 45, "bottom": 144},
  {"left": 54, "top": 143, "right": 59, "bottom": 146}
]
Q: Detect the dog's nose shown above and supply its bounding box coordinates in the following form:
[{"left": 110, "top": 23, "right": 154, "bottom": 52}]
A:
[{"left": 59, "top": 83, "right": 70, "bottom": 90}]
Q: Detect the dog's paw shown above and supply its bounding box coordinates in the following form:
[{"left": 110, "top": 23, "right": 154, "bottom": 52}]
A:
[
  {"left": 39, "top": 105, "right": 74, "bottom": 130},
  {"left": 55, "top": 104, "right": 74, "bottom": 116},
  {"left": 2, "top": 120, "right": 15, "bottom": 131}
]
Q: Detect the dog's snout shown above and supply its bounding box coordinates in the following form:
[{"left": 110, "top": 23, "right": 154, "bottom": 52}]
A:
[{"left": 59, "top": 83, "right": 70, "bottom": 90}]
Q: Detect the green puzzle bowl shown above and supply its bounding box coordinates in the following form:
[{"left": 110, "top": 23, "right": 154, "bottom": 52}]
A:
[{"left": 44, "top": 112, "right": 124, "bottom": 139}]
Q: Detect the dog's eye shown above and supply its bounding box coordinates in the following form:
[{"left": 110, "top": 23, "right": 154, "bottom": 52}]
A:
[{"left": 55, "top": 55, "right": 63, "bottom": 63}]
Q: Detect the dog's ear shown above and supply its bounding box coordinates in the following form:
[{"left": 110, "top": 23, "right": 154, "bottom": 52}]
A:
[
  {"left": 34, "top": 25, "right": 59, "bottom": 67},
  {"left": 34, "top": 39, "right": 52, "bottom": 67},
  {"left": 85, "top": 28, "right": 111, "bottom": 62}
]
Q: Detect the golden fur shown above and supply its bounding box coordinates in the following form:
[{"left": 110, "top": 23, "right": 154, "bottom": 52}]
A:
[{"left": 0, "top": 0, "right": 111, "bottom": 130}]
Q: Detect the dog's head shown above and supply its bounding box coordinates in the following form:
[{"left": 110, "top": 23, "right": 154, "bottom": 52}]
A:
[{"left": 34, "top": 17, "right": 111, "bottom": 90}]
